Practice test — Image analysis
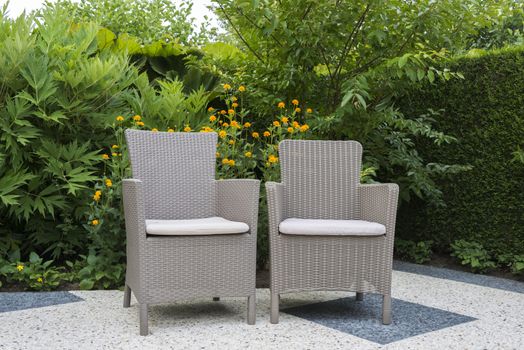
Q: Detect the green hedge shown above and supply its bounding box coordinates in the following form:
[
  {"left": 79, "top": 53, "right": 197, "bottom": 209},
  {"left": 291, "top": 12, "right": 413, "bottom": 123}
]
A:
[{"left": 397, "top": 46, "right": 524, "bottom": 257}]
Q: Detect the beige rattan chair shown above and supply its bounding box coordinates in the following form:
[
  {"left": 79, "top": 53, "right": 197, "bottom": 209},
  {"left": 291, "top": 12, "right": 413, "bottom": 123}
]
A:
[
  {"left": 266, "top": 140, "right": 399, "bottom": 324},
  {"left": 122, "top": 130, "right": 260, "bottom": 335}
]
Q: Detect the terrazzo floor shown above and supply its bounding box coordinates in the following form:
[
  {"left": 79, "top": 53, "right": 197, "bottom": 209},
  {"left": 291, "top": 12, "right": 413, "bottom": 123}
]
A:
[{"left": 1, "top": 262, "right": 523, "bottom": 349}]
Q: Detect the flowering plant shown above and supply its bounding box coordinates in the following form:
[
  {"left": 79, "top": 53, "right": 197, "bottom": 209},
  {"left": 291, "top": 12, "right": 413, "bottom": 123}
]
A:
[{"left": 83, "top": 85, "right": 314, "bottom": 272}]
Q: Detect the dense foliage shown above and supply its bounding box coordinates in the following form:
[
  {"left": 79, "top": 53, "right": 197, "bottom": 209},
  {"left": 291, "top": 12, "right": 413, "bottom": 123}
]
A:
[
  {"left": 47, "top": 0, "right": 216, "bottom": 45},
  {"left": 0, "top": 6, "right": 320, "bottom": 288},
  {"left": 0, "top": 6, "right": 229, "bottom": 288},
  {"left": 210, "top": 0, "right": 507, "bottom": 204},
  {"left": 1, "top": 0, "right": 524, "bottom": 290},
  {"left": 397, "top": 47, "right": 524, "bottom": 274},
  {"left": 468, "top": 3, "right": 524, "bottom": 49}
]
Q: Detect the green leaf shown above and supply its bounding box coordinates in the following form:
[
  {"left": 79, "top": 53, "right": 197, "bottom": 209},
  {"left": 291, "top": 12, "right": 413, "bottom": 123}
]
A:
[
  {"left": 398, "top": 54, "right": 410, "bottom": 68},
  {"left": 79, "top": 279, "right": 95, "bottom": 290},
  {"left": 417, "top": 69, "right": 425, "bottom": 81},
  {"left": 427, "top": 70, "right": 435, "bottom": 83},
  {"left": 29, "top": 252, "right": 40, "bottom": 264},
  {"left": 97, "top": 28, "right": 116, "bottom": 49}
]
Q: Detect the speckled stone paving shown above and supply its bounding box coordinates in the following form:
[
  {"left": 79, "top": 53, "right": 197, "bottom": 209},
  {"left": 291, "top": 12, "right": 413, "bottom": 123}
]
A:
[{"left": 0, "top": 264, "right": 523, "bottom": 349}]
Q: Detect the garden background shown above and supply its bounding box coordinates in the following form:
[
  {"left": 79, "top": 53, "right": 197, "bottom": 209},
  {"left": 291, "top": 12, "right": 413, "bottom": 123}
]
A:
[{"left": 0, "top": 0, "right": 523, "bottom": 291}]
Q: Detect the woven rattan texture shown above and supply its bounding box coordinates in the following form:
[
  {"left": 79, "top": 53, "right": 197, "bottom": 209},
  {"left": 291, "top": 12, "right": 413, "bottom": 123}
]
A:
[
  {"left": 125, "top": 130, "right": 218, "bottom": 220},
  {"left": 267, "top": 140, "right": 399, "bottom": 297},
  {"left": 280, "top": 139, "right": 362, "bottom": 220},
  {"left": 123, "top": 130, "right": 260, "bottom": 308}
]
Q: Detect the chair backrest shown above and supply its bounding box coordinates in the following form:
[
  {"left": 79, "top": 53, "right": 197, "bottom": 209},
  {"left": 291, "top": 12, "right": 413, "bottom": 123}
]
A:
[
  {"left": 125, "top": 129, "right": 217, "bottom": 220},
  {"left": 280, "top": 139, "right": 362, "bottom": 220}
]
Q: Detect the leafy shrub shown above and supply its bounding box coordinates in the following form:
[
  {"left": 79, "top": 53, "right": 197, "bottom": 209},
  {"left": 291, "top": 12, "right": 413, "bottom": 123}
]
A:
[
  {"left": 84, "top": 87, "right": 314, "bottom": 270},
  {"left": 510, "top": 256, "right": 524, "bottom": 275},
  {"left": 395, "top": 239, "right": 433, "bottom": 264},
  {"left": 0, "top": 252, "right": 64, "bottom": 290},
  {"left": 450, "top": 240, "right": 496, "bottom": 273},
  {"left": 47, "top": 0, "right": 216, "bottom": 45},
  {"left": 496, "top": 253, "right": 524, "bottom": 276},
  {"left": 397, "top": 47, "right": 524, "bottom": 261}
]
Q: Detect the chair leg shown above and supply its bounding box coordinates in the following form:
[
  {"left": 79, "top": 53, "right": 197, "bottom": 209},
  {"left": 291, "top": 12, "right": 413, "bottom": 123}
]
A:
[
  {"left": 382, "top": 294, "right": 392, "bottom": 325},
  {"left": 270, "top": 292, "right": 279, "bottom": 324},
  {"left": 356, "top": 292, "right": 364, "bottom": 301},
  {"left": 123, "top": 284, "right": 131, "bottom": 308},
  {"left": 139, "top": 303, "right": 149, "bottom": 336},
  {"left": 247, "top": 295, "right": 256, "bottom": 325},
  {"left": 213, "top": 297, "right": 220, "bottom": 301}
]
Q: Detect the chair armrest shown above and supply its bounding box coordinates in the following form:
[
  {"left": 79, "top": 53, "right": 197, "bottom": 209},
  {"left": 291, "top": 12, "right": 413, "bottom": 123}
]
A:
[
  {"left": 122, "top": 179, "right": 147, "bottom": 240},
  {"left": 122, "top": 179, "right": 147, "bottom": 293},
  {"left": 215, "top": 179, "right": 260, "bottom": 235},
  {"left": 265, "top": 181, "right": 285, "bottom": 238},
  {"left": 359, "top": 183, "right": 399, "bottom": 240}
]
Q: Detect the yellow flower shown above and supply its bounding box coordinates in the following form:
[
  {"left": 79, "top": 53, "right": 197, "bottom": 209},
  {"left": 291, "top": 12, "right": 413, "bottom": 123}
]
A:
[
  {"left": 263, "top": 131, "right": 271, "bottom": 137},
  {"left": 102, "top": 154, "right": 109, "bottom": 160},
  {"left": 228, "top": 159, "right": 236, "bottom": 166},
  {"left": 222, "top": 158, "right": 229, "bottom": 165},
  {"left": 112, "top": 152, "right": 118, "bottom": 157},
  {"left": 133, "top": 115, "right": 141, "bottom": 121},
  {"left": 201, "top": 127, "right": 213, "bottom": 133},
  {"left": 228, "top": 109, "right": 235, "bottom": 115},
  {"left": 295, "top": 107, "right": 301, "bottom": 113},
  {"left": 292, "top": 99, "right": 299, "bottom": 106},
  {"left": 167, "top": 128, "right": 174, "bottom": 132},
  {"left": 93, "top": 190, "right": 102, "bottom": 202},
  {"left": 244, "top": 151, "right": 252, "bottom": 158},
  {"left": 273, "top": 121, "right": 280, "bottom": 127},
  {"left": 287, "top": 127, "right": 294, "bottom": 133},
  {"left": 222, "top": 122, "right": 229, "bottom": 127},
  {"left": 216, "top": 152, "right": 221, "bottom": 158},
  {"left": 252, "top": 132, "right": 259, "bottom": 138},
  {"left": 112, "top": 145, "right": 119, "bottom": 149},
  {"left": 220, "top": 110, "right": 227, "bottom": 115},
  {"left": 136, "top": 121, "right": 145, "bottom": 127},
  {"left": 292, "top": 121, "right": 300, "bottom": 128},
  {"left": 230, "top": 120, "right": 240, "bottom": 128},
  {"left": 232, "top": 96, "right": 238, "bottom": 101},
  {"left": 16, "top": 264, "right": 24, "bottom": 272},
  {"left": 37, "top": 277, "right": 43, "bottom": 283},
  {"left": 223, "top": 83, "right": 231, "bottom": 90},
  {"left": 243, "top": 122, "right": 251, "bottom": 128},
  {"left": 268, "top": 155, "right": 279, "bottom": 163},
  {"left": 238, "top": 85, "right": 246, "bottom": 92},
  {"left": 91, "top": 219, "right": 99, "bottom": 226},
  {"left": 151, "top": 128, "right": 158, "bottom": 132},
  {"left": 116, "top": 116, "right": 124, "bottom": 122},
  {"left": 184, "top": 126, "right": 192, "bottom": 132},
  {"left": 207, "top": 107, "right": 215, "bottom": 112},
  {"left": 277, "top": 102, "right": 285, "bottom": 109},
  {"left": 105, "top": 179, "right": 112, "bottom": 187},
  {"left": 300, "top": 124, "right": 310, "bottom": 132},
  {"left": 232, "top": 102, "right": 239, "bottom": 108},
  {"left": 228, "top": 139, "right": 235, "bottom": 145},
  {"left": 281, "top": 117, "right": 289, "bottom": 124},
  {"left": 209, "top": 115, "right": 217, "bottom": 122},
  {"left": 306, "top": 108, "right": 313, "bottom": 113},
  {"left": 219, "top": 130, "right": 227, "bottom": 138}
]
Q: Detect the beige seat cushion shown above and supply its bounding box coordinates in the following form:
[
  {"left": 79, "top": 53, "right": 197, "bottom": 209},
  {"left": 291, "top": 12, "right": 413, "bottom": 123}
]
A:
[
  {"left": 146, "top": 217, "right": 249, "bottom": 236},
  {"left": 279, "top": 218, "right": 386, "bottom": 236}
]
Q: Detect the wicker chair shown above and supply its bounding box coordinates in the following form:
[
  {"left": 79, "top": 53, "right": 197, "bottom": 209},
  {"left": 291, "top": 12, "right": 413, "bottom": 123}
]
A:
[
  {"left": 266, "top": 140, "right": 399, "bottom": 324},
  {"left": 122, "top": 130, "right": 260, "bottom": 335}
]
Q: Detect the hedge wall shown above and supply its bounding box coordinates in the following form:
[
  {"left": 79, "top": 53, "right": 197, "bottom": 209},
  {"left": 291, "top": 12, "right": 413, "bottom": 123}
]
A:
[{"left": 397, "top": 46, "right": 524, "bottom": 257}]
